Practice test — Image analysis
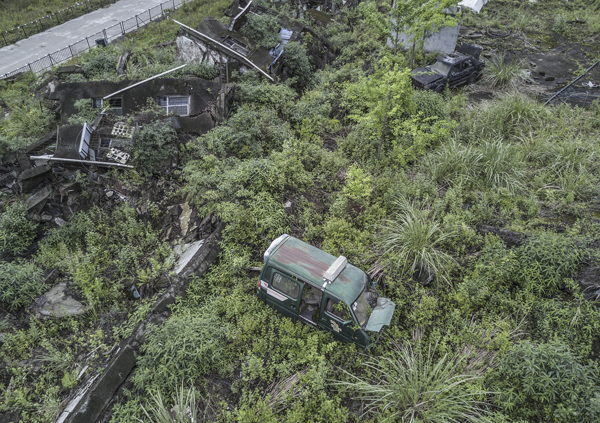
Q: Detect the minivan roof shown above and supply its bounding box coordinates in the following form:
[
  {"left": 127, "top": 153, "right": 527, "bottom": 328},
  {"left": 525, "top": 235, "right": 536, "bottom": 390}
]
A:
[{"left": 266, "top": 235, "right": 367, "bottom": 305}]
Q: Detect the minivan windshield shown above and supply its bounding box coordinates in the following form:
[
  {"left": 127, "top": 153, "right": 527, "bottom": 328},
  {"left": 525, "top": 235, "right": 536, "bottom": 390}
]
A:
[{"left": 352, "top": 289, "right": 370, "bottom": 327}]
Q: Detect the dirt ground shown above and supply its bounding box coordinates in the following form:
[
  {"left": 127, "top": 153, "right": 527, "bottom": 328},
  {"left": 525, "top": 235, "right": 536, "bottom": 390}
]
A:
[{"left": 458, "top": 24, "right": 600, "bottom": 107}]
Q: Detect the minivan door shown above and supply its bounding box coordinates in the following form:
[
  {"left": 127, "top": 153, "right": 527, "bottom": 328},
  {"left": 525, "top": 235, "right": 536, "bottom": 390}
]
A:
[
  {"left": 319, "top": 295, "right": 358, "bottom": 344},
  {"left": 262, "top": 270, "right": 302, "bottom": 321}
]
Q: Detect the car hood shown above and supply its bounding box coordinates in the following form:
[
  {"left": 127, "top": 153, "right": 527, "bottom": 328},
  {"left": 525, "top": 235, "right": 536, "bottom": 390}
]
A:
[
  {"left": 410, "top": 67, "right": 444, "bottom": 85},
  {"left": 365, "top": 297, "right": 396, "bottom": 332}
]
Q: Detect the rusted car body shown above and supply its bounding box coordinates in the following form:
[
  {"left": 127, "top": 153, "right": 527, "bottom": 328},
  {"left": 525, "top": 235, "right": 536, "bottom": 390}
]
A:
[
  {"left": 411, "top": 44, "right": 485, "bottom": 92},
  {"left": 257, "top": 234, "right": 395, "bottom": 348}
]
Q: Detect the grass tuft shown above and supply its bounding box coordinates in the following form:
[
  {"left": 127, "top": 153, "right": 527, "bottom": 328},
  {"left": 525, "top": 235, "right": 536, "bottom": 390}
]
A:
[
  {"left": 481, "top": 55, "right": 525, "bottom": 89},
  {"left": 333, "top": 342, "right": 491, "bottom": 423}
]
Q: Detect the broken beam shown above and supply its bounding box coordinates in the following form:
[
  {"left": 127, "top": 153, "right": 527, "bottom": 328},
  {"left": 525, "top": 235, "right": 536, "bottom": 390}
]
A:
[
  {"left": 103, "top": 64, "right": 188, "bottom": 100},
  {"left": 173, "top": 19, "right": 275, "bottom": 83},
  {"left": 30, "top": 155, "right": 134, "bottom": 169}
]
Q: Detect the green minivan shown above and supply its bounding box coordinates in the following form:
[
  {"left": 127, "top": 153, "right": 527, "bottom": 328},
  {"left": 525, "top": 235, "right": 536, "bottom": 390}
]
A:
[{"left": 257, "top": 234, "right": 396, "bottom": 348}]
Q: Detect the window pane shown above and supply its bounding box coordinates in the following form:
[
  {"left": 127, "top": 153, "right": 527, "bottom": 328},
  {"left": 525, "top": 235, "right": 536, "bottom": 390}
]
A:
[
  {"left": 169, "top": 96, "right": 188, "bottom": 105},
  {"left": 157, "top": 96, "right": 168, "bottom": 106},
  {"left": 327, "top": 298, "right": 350, "bottom": 321},
  {"left": 272, "top": 273, "right": 299, "bottom": 299},
  {"left": 108, "top": 97, "right": 122, "bottom": 108},
  {"left": 170, "top": 105, "right": 188, "bottom": 115}
]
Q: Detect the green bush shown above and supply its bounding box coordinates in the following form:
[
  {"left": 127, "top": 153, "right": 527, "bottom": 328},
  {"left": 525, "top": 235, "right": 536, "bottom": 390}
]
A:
[
  {"left": 240, "top": 14, "right": 281, "bottom": 49},
  {"left": 281, "top": 42, "right": 312, "bottom": 91},
  {"left": 67, "top": 98, "right": 101, "bottom": 125},
  {"left": 134, "top": 303, "right": 231, "bottom": 397},
  {"left": 132, "top": 121, "right": 178, "bottom": 176},
  {"left": 492, "top": 340, "right": 600, "bottom": 423},
  {"left": 82, "top": 45, "right": 119, "bottom": 79},
  {"left": 0, "top": 260, "right": 44, "bottom": 311},
  {"left": 0, "top": 203, "right": 37, "bottom": 255},
  {"left": 517, "top": 232, "right": 582, "bottom": 297}
]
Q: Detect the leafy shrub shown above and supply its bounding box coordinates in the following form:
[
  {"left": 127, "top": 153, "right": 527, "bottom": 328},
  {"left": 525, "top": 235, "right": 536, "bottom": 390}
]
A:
[
  {"left": 0, "top": 203, "right": 37, "bottom": 255},
  {"left": 132, "top": 121, "right": 177, "bottom": 176},
  {"left": 281, "top": 41, "right": 312, "bottom": 91},
  {"left": 67, "top": 98, "right": 101, "bottom": 125},
  {"left": 240, "top": 14, "right": 281, "bottom": 49},
  {"left": 334, "top": 342, "right": 490, "bottom": 423},
  {"left": 180, "top": 61, "right": 218, "bottom": 80},
  {"left": 187, "top": 106, "right": 293, "bottom": 160},
  {"left": 134, "top": 304, "right": 231, "bottom": 398},
  {"left": 517, "top": 232, "right": 581, "bottom": 297},
  {"left": 0, "top": 260, "right": 44, "bottom": 311},
  {"left": 82, "top": 45, "right": 119, "bottom": 79},
  {"left": 492, "top": 340, "right": 600, "bottom": 423}
]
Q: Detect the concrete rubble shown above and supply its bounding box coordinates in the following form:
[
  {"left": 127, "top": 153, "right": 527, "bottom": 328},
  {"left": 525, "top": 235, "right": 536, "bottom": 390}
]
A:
[{"left": 33, "top": 282, "right": 86, "bottom": 318}]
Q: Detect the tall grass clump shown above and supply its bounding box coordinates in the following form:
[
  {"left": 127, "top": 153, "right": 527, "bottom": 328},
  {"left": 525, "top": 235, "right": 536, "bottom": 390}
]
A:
[
  {"left": 141, "top": 384, "right": 216, "bottom": 423},
  {"left": 377, "top": 196, "right": 455, "bottom": 284},
  {"left": 471, "top": 92, "right": 549, "bottom": 138},
  {"left": 481, "top": 55, "right": 524, "bottom": 89},
  {"left": 430, "top": 138, "right": 524, "bottom": 192},
  {"left": 334, "top": 342, "right": 491, "bottom": 423}
]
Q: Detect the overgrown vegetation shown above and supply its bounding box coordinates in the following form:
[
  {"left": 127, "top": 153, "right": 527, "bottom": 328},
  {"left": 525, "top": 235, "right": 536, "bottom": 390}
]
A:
[{"left": 2, "top": 0, "right": 600, "bottom": 422}]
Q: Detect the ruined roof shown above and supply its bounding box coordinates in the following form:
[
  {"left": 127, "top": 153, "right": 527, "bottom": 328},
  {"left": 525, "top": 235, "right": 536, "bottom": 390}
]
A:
[
  {"left": 266, "top": 235, "right": 367, "bottom": 305},
  {"left": 196, "top": 18, "right": 275, "bottom": 70}
]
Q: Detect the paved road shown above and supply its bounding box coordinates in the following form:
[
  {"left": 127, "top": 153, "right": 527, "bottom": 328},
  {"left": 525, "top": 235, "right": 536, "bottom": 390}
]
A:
[{"left": 0, "top": 0, "right": 173, "bottom": 76}]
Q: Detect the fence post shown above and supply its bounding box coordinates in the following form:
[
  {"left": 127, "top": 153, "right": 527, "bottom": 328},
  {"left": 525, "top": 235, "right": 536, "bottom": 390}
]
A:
[
  {"left": 21, "top": 26, "right": 27, "bottom": 38},
  {"left": 149, "top": 9, "right": 152, "bottom": 21},
  {"left": 48, "top": 54, "right": 54, "bottom": 66},
  {"left": 120, "top": 21, "right": 125, "bottom": 34},
  {"left": 173, "top": 0, "right": 176, "bottom": 9},
  {"left": 135, "top": 15, "right": 140, "bottom": 28},
  {"left": 28, "top": 63, "right": 33, "bottom": 72},
  {"left": 69, "top": 45, "right": 74, "bottom": 57},
  {"left": 2, "top": 32, "right": 7, "bottom": 46},
  {"left": 103, "top": 29, "right": 108, "bottom": 43},
  {"left": 86, "top": 37, "right": 91, "bottom": 49}
]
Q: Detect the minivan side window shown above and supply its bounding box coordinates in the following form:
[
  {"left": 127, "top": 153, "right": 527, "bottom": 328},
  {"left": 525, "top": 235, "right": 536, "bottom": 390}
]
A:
[
  {"left": 326, "top": 298, "right": 351, "bottom": 322},
  {"left": 272, "top": 272, "right": 299, "bottom": 299}
]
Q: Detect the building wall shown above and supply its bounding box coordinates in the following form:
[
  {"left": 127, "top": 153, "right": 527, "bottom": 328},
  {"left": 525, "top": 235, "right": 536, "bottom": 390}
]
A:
[{"left": 50, "top": 78, "right": 222, "bottom": 127}]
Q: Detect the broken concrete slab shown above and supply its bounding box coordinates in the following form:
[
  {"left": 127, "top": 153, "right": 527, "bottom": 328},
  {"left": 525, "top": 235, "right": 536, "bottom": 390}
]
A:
[
  {"left": 18, "top": 153, "right": 32, "bottom": 171},
  {"left": 25, "top": 185, "right": 53, "bottom": 210},
  {"left": 18, "top": 164, "right": 52, "bottom": 192},
  {"left": 0, "top": 171, "right": 17, "bottom": 187},
  {"left": 172, "top": 239, "right": 206, "bottom": 275},
  {"left": 34, "top": 282, "right": 86, "bottom": 318},
  {"left": 179, "top": 202, "right": 192, "bottom": 236},
  {"left": 116, "top": 50, "right": 132, "bottom": 77}
]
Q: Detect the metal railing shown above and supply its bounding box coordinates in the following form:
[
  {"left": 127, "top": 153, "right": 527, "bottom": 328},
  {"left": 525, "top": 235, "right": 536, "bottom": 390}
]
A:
[
  {"left": 0, "top": 0, "right": 190, "bottom": 80},
  {"left": 1, "top": 0, "right": 119, "bottom": 47}
]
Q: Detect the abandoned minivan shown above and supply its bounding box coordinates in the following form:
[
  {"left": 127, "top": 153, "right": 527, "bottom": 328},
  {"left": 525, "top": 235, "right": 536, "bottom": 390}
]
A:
[{"left": 258, "top": 234, "right": 396, "bottom": 348}]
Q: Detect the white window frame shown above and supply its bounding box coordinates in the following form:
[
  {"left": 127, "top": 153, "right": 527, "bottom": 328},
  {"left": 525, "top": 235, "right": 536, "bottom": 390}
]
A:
[{"left": 157, "top": 95, "right": 190, "bottom": 116}]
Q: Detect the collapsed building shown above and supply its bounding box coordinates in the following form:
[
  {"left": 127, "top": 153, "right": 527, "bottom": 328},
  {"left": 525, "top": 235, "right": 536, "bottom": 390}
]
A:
[
  {"left": 174, "top": 0, "right": 334, "bottom": 83},
  {"left": 22, "top": 72, "right": 235, "bottom": 168}
]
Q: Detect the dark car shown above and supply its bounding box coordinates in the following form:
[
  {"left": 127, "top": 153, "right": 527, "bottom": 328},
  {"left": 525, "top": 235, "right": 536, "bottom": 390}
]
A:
[{"left": 410, "top": 44, "right": 485, "bottom": 92}]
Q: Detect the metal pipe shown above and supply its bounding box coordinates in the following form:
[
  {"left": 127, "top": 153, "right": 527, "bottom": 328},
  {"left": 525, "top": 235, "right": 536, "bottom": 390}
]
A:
[
  {"left": 545, "top": 57, "right": 600, "bottom": 106},
  {"left": 103, "top": 63, "right": 187, "bottom": 99},
  {"left": 29, "top": 155, "right": 134, "bottom": 169}
]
